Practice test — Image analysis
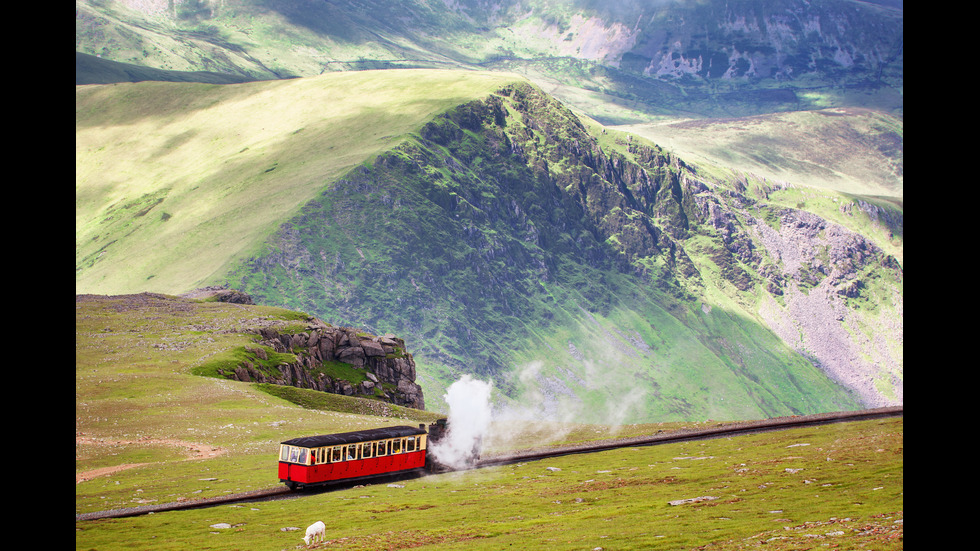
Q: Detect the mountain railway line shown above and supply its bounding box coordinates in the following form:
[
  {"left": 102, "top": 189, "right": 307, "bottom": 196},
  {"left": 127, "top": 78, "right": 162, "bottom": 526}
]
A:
[
  {"left": 75, "top": 406, "right": 902, "bottom": 522},
  {"left": 475, "top": 406, "right": 903, "bottom": 468}
]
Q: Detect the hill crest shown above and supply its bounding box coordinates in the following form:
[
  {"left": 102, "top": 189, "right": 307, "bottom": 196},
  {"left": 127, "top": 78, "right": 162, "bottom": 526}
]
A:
[{"left": 76, "top": 69, "right": 526, "bottom": 294}]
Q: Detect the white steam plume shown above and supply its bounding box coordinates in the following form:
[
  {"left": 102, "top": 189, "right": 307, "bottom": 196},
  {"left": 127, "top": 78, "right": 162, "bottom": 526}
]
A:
[
  {"left": 484, "top": 354, "right": 650, "bottom": 452},
  {"left": 429, "top": 375, "right": 493, "bottom": 470}
]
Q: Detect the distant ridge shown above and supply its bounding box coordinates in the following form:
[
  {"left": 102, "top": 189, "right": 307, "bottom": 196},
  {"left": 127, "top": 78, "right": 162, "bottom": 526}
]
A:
[
  {"left": 76, "top": 0, "right": 902, "bottom": 120},
  {"left": 76, "top": 51, "right": 257, "bottom": 85}
]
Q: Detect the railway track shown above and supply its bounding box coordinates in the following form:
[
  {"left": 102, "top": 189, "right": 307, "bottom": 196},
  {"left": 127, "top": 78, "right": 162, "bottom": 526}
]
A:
[
  {"left": 75, "top": 486, "right": 295, "bottom": 522},
  {"left": 475, "top": 406, "right": 903, "bottom": 468},
  {"left": 76, "top": 406, "right": 902, "bottom": 522}
]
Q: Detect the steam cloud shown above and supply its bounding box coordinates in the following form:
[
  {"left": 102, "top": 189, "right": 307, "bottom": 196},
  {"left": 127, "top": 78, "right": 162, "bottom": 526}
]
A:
[
  {"left": 430, "top": 343, "right": 650, "bottom": 466},
  {"left": 429, "top": 375, "right": 493, "bottom": 470}
]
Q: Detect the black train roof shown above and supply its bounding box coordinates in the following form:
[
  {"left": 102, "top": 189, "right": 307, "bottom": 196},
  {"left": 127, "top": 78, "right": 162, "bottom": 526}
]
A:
[{"left": 280, "top": 425, "right": 426, "bottom": 448}]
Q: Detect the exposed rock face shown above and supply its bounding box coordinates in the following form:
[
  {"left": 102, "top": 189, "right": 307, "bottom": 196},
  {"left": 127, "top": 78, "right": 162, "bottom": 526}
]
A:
[
  {"left": 226, "top": 319, "right": 424, "bottom": 410},
  {"left": 747, "top": 208, "right": 903, "bottom": 408}
]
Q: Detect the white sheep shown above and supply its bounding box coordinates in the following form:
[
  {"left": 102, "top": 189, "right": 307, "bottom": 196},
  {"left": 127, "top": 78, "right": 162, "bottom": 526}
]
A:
[{"left": 302, "top": 520, "right": 325, "bottom": 547}]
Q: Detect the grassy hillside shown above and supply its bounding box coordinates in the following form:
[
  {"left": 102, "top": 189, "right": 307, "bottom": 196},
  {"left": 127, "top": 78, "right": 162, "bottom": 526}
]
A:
[
  {"left": 76, "top": 69, "right": 524, "bottom": 294},
  {"left": 75, "top": 294, "right": 901, "bottom": 550}
]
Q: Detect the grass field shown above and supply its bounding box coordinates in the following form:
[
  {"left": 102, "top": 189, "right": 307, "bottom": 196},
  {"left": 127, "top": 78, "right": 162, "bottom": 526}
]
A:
[{"left": 76, "top": 418, "right": 902, "bottom": 550}]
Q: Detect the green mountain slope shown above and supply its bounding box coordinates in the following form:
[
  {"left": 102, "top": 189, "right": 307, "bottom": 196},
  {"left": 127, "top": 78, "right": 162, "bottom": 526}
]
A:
[
  {"left": 77, "top": 70, "right": 905, "bottom": 422},
  {"left": 217, "top": 79, "right": 897, "bottom": 420}
]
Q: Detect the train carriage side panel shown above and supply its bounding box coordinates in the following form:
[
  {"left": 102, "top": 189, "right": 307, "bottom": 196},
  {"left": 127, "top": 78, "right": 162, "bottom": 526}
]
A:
[
  {"left": 278, "top": 426, "right": 428, "bottom": 488},
  {"left": 279, "top": 450, "right": 426, "bottom": 486}
]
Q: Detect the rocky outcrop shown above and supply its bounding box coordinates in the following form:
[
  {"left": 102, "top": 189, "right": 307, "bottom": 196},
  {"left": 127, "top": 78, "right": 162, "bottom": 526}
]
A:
[
  {"left": 180, "top": 286, "right": 255, "bottom": 304},
  {"left": 223, "top": 318, "right": 424, "bottom": 410}
]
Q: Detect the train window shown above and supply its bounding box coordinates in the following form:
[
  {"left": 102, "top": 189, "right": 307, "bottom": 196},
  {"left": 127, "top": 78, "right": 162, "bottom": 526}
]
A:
[
  {"left": 346, "top": 444, "right": 359, "bottom": 461},
  {"left": 377, "top": 440, "right": 387, "bottom": 456},
  {"left": 406, "top": 437, "right": 415, "bottom": 452},
  {"left": 331, "top": 447, "right": 342, "bottom": 463},
  {"left": 362, "top": 442, "right": 374, "bottom": 459},
  {"left": 297, "top": 448, "right": 308, "bottom": 464},
  {"left": 392, "top": 439, "right": 402, "bottom": 454}
]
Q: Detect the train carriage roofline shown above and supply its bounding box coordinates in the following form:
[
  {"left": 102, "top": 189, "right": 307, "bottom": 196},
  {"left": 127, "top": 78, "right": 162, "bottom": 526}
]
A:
[{"left": 280, "top": 425, "right": 427, "bottom": 449}]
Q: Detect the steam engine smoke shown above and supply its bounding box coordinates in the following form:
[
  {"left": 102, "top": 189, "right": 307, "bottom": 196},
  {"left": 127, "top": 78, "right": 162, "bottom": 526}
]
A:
[{"left": 429, "top": 375, "right": 493, "bottom": 470}]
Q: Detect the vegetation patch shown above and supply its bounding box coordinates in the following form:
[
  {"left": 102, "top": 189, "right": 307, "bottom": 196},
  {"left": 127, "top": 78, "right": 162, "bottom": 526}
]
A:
[
  {"left": 253, "top": 383, "right": 444, "bottom": 421},
  {"left": 191, "top": 345, "right": 296, "bottom": 379}
]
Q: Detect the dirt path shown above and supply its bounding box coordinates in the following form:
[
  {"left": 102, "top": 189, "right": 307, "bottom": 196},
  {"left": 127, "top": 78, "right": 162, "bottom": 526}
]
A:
[{"left": 75, "top": 436, "right": 227, "bottom": 484}]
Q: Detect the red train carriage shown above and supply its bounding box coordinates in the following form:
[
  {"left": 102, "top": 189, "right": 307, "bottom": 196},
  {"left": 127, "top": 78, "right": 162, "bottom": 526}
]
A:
[{"left": 278, "top": 425, "right": 428, "bottom": 489}]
